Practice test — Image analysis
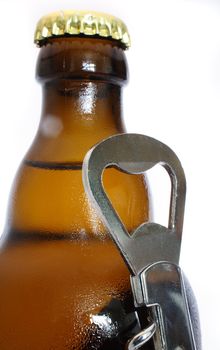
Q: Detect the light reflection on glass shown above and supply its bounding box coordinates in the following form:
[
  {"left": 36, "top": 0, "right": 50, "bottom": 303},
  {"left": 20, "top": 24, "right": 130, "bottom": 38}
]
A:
[
  {"left": 41, "top": 115, "right": 63, "bottom": 137},
  {"left": 91, "top": 314, "right": 118, "bottom": 338},
  {"left": 82, "top": 62, "right": 96, "bottom": 72},
  {"left": 78, "top": 82, "right": 97, "bottom": 118}
]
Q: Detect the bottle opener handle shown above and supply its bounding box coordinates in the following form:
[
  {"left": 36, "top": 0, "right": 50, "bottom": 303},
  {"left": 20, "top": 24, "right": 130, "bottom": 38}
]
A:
[{"left": 130, "top": 262, "right": 197, "bottom": 350}]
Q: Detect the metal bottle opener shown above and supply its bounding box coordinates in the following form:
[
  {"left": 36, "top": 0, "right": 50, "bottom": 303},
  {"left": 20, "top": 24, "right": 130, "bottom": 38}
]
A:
[{"left": 82, "top": 133, "right": 198, "bottom": 350}]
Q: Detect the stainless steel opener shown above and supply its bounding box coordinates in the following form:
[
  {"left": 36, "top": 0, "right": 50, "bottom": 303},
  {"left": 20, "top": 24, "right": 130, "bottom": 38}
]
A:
[{"left": 82, "top": 133, "right": 198, "bottom": 350}]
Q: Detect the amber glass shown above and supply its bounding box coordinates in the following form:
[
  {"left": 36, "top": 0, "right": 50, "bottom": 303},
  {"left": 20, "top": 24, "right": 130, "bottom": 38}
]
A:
[{"left": 0, "top": 37, "right": 153, "bottom": 349}]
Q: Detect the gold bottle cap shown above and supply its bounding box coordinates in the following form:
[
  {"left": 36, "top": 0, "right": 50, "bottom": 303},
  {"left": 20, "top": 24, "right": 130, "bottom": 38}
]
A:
[{"left": 34, "top": 10, "right": 131, "bottom": 49}]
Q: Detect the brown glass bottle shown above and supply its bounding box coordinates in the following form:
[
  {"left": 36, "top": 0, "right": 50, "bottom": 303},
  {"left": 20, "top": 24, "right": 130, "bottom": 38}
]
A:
[{"left": 0, "top": 34, "right": 153, "bottom": 349}]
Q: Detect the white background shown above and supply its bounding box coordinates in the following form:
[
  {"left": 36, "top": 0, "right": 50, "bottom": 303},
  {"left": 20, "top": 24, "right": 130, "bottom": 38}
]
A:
[{"left": 0, "top": 0, "right": 219, "bottom": 348}]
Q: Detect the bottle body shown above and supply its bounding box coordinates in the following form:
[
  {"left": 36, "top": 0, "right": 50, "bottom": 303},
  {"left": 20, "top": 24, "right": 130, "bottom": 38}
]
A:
[
  {"left": 0, "top": 166, "right": 149, "bottom": 349},
  {"left": 0, "top": 38, "right": 152, "bottom": 349}
]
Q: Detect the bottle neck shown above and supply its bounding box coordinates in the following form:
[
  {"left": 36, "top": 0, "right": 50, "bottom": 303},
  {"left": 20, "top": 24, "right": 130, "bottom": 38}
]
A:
[{"left": 26, "top": 37, "right": 128, "bottom": 163}]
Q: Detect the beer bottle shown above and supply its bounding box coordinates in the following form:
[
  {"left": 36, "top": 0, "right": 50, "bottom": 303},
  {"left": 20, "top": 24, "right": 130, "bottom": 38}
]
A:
[{"left": 0, "top": 11, "right": 152, "bottom": 349}]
